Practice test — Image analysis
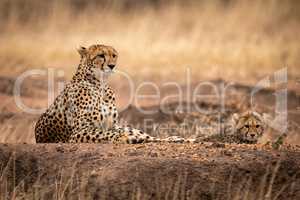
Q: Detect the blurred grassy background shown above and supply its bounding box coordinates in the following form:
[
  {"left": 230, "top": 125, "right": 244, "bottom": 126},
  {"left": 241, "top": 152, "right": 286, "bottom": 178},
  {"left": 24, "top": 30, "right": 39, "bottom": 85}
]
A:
[{"left": 0, "top": 0, "right": 299, "bottom": 84}]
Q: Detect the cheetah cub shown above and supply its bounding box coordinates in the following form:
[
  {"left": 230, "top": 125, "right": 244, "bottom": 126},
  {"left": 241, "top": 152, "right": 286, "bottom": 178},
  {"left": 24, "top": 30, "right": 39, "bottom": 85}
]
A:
[{"left": 200, "top": 111, "right": 269, "bottom": 144}]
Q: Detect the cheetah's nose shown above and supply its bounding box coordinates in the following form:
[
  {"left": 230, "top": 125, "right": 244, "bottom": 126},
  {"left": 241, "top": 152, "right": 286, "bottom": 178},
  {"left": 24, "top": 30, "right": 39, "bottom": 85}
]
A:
[
  {"left": 250, "top": 134, "right": 255, "bottom": 137},
  {"left": 108, "top": 65, "right": 115, "bottom": 70}
]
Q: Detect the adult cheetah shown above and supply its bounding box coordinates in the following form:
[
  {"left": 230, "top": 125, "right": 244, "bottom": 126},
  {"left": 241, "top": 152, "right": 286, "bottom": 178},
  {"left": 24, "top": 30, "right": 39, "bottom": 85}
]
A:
[{"left": 35, "top": 44, "right": 172, "bottom": 143}]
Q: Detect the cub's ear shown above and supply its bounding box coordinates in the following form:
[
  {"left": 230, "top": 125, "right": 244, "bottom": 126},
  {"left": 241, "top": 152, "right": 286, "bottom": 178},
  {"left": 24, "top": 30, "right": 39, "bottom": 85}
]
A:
[
  {"left": 262, "top": 113, "right": 272, "bottom": 124},
  {"left": 78, "top": 46, "right": 88, "bottom": 58},
  {"left": 232, "top": 113, "right": 240, "bottom": 125}
]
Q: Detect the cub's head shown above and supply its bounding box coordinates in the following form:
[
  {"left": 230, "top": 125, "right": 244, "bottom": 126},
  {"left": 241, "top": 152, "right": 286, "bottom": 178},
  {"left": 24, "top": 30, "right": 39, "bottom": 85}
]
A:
[
  {"left": 78, "top": 44, "right": 118, "bottom": 73},
  {"left": 232, "top": 111, "right": 268, "bottom": 143}
]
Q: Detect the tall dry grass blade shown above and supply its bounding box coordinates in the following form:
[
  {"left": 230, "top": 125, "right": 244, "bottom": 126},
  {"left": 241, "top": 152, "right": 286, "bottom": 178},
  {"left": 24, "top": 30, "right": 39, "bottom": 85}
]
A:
[
  {"left": 264, "top": 160, "right": 281, "bottom": 200},
  {"left": 232, "top": 176, "right": 248, "bottom": 200},
  {"left": 257, "top": 164, "right": 270, "bottom": 200},
  {"left": 58, "top": 162, "right": 78, "bottom": 200},
  {"left": 226, "top": 168, "right": 235, "bottom": 200},
  {"left": 165, "top": 177, "right": 175, "bottom": 200},
  {"left": 154, "top": 175, "right": 162, "bottom": 200},
  {"left": 241, "top": 176, "right": 253, "bottom": 200},
  {"left": 172, "top": 173, "right": 183, "bottom": 200},
  {"left": 180, "top": 170, "right": 188, "bottom": 200}
]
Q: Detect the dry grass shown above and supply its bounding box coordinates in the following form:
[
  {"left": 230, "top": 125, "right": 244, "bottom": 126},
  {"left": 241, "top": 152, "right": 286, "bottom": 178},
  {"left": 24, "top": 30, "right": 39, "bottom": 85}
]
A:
[
  {"left": 0, "top": 0, "right": 299, "bottom": 84},
  {"left": 0, "top": 117, "right": 36, "bottom": 143}
]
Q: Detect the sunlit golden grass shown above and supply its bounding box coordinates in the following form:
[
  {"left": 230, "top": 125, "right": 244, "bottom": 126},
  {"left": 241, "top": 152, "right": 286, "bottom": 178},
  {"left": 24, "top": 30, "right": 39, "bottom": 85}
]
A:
[{"left": 0, "top": 0, "right": 299, "bottom": 84}]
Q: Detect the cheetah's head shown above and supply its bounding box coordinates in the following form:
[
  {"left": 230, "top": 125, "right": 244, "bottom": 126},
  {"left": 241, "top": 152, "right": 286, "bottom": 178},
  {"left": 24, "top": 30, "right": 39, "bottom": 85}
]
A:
[
  {"left": 232, "top": 111, "right": 268, "bottom": 143},
  {"left": 78, "top": 44, "right": 118, "bottom": 74}
]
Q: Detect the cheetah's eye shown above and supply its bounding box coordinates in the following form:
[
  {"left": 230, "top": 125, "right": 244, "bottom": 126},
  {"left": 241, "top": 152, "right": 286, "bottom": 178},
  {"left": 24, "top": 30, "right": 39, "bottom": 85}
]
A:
[
  {"left": 245, "top": 125, "right": 250, "bottom": 128},
  {"left": 112, "top": 54, "right": 117, "bottom": 58},
  {"left": 256, "top": 125, "right": 260, "bottom": 128},
  {"left": 97, "top": 54, "right": 105, "bottom": 58}
]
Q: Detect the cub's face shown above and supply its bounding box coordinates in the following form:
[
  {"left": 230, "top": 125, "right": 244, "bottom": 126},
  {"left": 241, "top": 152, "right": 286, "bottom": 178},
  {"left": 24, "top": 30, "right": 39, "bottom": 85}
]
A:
[
  {"left": 78, "top": 44, "right": 118, "bottom": 73},
  {"left": 232, "top": 111, "right": 266, "bottom": 143}
]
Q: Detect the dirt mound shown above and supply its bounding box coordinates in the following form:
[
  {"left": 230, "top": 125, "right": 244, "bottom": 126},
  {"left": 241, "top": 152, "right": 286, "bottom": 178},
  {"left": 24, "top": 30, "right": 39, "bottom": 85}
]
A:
[{"left": 0, "top": 144, "right": 299, "bottom": 199}]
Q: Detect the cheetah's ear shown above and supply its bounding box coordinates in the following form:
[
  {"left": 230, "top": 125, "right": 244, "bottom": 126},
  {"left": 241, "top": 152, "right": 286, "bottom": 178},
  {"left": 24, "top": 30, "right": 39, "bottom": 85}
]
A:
[
  {"left": 262, "top": 113, "right": 272, "bottom": 124},
  {"left": 78, "top": 46, "right": 88, "bottom": 58},
  {"left": 232, "top": 113, "right": 240, "bottom": 125}
]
